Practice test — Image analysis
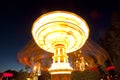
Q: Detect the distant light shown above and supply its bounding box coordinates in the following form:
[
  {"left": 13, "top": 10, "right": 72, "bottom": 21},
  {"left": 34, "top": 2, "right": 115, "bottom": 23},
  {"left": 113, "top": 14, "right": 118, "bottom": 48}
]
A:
[
  {"left": 106, "top": 66, "right": 115, "bottom": 71},
  {"left": 33, "top": 66, "right": 37, "bottom": 71},
  {"left": 3, "top": 72, "right": 13, "bottom": 77},
  {"left": 85, "top": 62, "right": 88, "bottom": 66}
]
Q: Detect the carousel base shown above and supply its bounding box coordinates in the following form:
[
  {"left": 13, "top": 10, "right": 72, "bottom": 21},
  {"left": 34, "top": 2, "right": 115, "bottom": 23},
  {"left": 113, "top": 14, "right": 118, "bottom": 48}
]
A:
[{"left": 49, "top": 63, "right": 73, "bottom": 80}]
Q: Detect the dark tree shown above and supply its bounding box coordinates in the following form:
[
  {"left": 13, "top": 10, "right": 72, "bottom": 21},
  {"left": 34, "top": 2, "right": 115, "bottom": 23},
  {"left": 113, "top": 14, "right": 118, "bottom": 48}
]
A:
[
  {"left": 99, "top": 25, "right": 120, "bottom": 70},
  {"left": 15, "top": 69, "right": 29, "bottom": 80}
]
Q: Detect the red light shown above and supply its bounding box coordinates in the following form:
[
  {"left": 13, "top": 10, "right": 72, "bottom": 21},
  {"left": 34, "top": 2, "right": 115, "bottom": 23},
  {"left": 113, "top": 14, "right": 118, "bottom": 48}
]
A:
[
  {"left": 106, "top": 66, "right": 115, "bottom": 71},
  {"left": 3, "top": 73, "right": 13, "bottom": 77},
  {"left": 89, "top": 67, "right": 98, "bottom": 71}
]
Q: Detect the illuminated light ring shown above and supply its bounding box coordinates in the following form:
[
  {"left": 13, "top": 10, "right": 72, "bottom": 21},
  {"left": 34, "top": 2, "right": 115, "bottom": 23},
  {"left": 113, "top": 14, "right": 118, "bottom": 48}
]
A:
[
  {"left": 32, "top": 11, "right": 89, "bottom": 38},
  {"left": 34, "top": 21, "right": 86, "bottom": 53},
  {"left": 32, "top": 11, "right": 89, "bottom": 53},
  {"left": 36, "top": 22, "right": 85, "bottom": 50},
  {"left": 50, "top": 71, "right": 71, "bottom": 74}
]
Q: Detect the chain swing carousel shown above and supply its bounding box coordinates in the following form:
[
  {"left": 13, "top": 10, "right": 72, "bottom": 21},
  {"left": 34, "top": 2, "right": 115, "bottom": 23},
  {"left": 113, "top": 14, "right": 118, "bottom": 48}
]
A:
[{"left": 18, "top": 11, "right": 109, "bottom": 80}]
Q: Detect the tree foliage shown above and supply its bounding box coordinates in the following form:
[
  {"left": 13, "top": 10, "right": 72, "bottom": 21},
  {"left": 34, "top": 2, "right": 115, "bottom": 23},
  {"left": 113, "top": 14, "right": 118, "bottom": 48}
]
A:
[{"left": 99, "top": 25, "right": 120, "bottom": 70}]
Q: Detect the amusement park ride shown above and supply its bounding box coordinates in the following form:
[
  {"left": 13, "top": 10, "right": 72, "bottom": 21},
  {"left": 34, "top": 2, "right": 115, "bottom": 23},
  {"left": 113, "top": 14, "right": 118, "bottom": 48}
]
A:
[
  {"left": 18, "top": 11, "right": 110, "bottom": 80},
  {"left": 32, "top": 11, "right": 89, "bottom": 80}
]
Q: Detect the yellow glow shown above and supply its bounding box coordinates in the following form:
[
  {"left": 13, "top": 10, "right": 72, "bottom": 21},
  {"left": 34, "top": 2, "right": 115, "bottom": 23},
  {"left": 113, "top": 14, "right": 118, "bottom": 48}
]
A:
[
  {"left": 33, "top": 66, "right": 37, "bottom": 71},
  {"left": 50, "top": 71, "right": 71, "bottom": 74},
  {"left": 32, "top": 11, "right": 89, "bottom": 53},
  {"left": 32, "top": 62, "right": 41, "bottom": 76}
]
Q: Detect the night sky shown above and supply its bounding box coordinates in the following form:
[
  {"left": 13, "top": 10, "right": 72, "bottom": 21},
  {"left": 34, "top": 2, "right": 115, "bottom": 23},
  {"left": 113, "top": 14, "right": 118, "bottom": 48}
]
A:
[{"left": 0, "top": 0, "right": 116, "bottom": 72}]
